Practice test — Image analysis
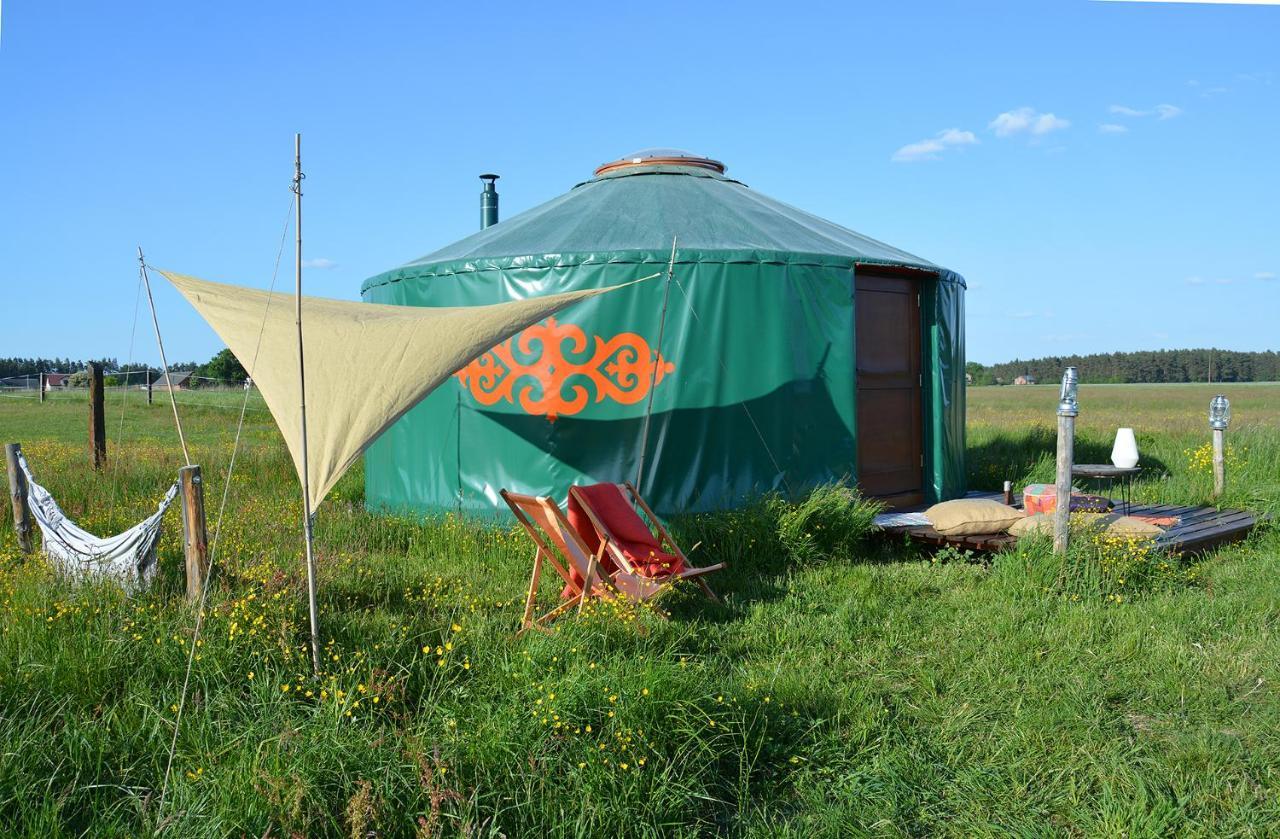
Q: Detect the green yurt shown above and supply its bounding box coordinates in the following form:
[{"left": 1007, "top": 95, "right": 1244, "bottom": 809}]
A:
[{"left": 361, "top": 149, "right": 966, "bottom": 515}]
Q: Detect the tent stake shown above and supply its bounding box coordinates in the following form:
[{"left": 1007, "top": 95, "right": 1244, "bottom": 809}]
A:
[{"left": 293, "top": 133, "right": 322, "bottom": 674}]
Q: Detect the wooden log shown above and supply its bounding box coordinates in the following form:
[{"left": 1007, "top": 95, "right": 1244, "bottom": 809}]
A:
[
  {"left": 88, "top": 363, "right": 106, "bottom": 469},
  {"left": 178, "top": 465, "right": 209, "bottom": 603},
  {"left": 1053, "top": 413, "right": 1075, "bottom": 555},
  {"left": 1212, "top": 427, "right": 1225, "bottom": 499},
  {"left": 5, "top": 443, "right": 34, "bottom": 553},
  {"left": 1003, "top": 480, "right": 1014, "bottom": 506}
]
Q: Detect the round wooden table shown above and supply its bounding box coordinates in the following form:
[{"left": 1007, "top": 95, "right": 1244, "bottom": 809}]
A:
[{"left": 1071, "top": 464, "right": 1141, "bottom": 515}]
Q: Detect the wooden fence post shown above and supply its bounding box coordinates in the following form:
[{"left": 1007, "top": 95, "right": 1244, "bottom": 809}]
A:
[
  {"left": 5, "top": 443, "right": 34, "bottom": 554},
  {"left": 1052, "top": 367, "right": 1079, "bottom": 556},
  {"left": 1212, "top": 427, "right": 1226, "bottom": 499},
  {"left": 146, "top": 373, "right": 153, "bottom": 406},
  {"left": 88, "top": 363, "right": 106, "bottom": 469},
  {"left": 179, "top": 465, "right": 209, "bottom": 603},
  {"left": 38, "top": 373, "right": 45, "bottom": 404}
]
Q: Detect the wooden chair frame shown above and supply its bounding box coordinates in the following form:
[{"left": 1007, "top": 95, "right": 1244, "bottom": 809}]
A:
[
  {"left": 501, "top": 489, "right": 620, "bottom": 636},
  {"left": 568, "top": 481, "right": 724, "bottom": 603}
]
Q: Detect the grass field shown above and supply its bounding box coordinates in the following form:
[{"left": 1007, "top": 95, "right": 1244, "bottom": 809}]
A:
[{"left": 1, "top": 384, "right": 1277, "bottom": 836}]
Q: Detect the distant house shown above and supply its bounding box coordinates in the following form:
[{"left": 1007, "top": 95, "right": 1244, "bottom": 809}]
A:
[
  {"left": 42, "top": 373, "right": 69, "bottom": 391},
  {"left": 155, "top": 370, "right": 194, "bottom": 390},
  {"left": 1013, "top": 374, "right": 1037, "bottom": 386}
]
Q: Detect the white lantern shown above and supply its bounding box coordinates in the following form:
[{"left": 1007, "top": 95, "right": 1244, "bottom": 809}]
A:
[
  {"left": 1111, "top": 428, "right": 1139, "bottom": 469},
  {"left": 1057, "top": 367, "right": 1079, "bottom": 417},
  {"left": 1209, "top": 395, "right": 1230, "bottom": 430}
]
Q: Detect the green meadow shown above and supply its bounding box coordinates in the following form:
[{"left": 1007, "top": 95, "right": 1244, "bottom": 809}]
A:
[{"left": 0, "top": 383, "right": 1277, "bottom": 837}]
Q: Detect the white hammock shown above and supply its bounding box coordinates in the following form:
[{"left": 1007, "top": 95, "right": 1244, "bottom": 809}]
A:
[{"left": 18, "top": 452, "right": 179, "bottom": 592}]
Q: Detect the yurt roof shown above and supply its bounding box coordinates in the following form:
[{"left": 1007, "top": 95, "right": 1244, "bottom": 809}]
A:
[{"left": 363, "top": 150, "right": 962, "bottom": 293}]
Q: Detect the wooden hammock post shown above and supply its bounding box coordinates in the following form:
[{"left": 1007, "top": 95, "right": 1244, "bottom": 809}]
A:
[
  {"left": 178, "top": 465, "right": 209, "bottom": 603},
  {"left": 88, "top": 363, "right": 106, "bottom": 469},
  {"left": 5, "top": 443, "right": 34, "bottom": 554},
  {"left": 147, "top": 373, "right": 154, "bottom": 406},
  {"left": 1053, "top": 367, "right": 1078, "bottom": 556}
]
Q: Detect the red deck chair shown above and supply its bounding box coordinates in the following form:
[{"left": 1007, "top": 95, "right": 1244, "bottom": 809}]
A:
[
  {"left": 500, "top": 489, "right": 665, "bottom": 635},
  {"left": 568, "top": 482, "right": 724, "bottom": 602}
]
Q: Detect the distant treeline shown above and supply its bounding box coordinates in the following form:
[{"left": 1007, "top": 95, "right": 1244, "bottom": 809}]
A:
[
  {"left": 0, "top": 350, "right": 243, "bottom": 386},
  {"left": 968, "top": 349, "right": 1280, "bottom": 385}
]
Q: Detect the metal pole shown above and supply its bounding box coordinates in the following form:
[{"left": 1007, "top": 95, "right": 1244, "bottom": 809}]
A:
[
  {"left": 634, "top": 236, "right": 677, "bottom": 492},
  {"left": 1052, "top": 367, "right": 1078, "bottom": 556},
  {"left": 293, "top": 133, "right": 322, "bottom": 674},
  {"left": 1212, "top": 427, "right": 1225, "bottom": 499},
  {"left": 139, "top": 247, "right": 192, "bottom": 466}
]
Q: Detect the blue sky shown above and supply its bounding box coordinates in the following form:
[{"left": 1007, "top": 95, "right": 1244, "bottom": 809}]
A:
[{"left": 1, "top": 0, "right": 1276, "bottom": 366}]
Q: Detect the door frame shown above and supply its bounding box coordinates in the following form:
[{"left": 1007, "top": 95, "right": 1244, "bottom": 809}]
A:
[{"left": 852, "top": 263, "right": 938, "bottom": 509}]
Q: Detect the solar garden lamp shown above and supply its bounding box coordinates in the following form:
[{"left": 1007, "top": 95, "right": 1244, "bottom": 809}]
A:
[
  {"left": 1053, "top": 367, "right": 1079, "bottom": 555},
  {"left": 1210, "top": 394, "right": 1230, "bottom": 498}
]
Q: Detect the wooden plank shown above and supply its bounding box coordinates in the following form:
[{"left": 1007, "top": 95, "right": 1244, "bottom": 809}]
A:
[
  {"left": 1169, "top": 523, "right": 1254, "bottom": 555},
  {"left": 1166, "top": 509, "right": 1254, "bottom": 537},
  {"left": 1164, "top": 512, "right": 1255, "bottom": 544},
  {"left": 1159, "top": 513, "right": 1257, "bottom": 554}
]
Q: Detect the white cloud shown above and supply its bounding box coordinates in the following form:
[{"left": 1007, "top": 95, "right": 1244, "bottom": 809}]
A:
[
  {"left": 302, "top": 258, "right": 338, "bottom": 269},
  {"left": 1185, "top": 276, "right": 1206, "bottom": 285},
  {"left": 989, "top": 107, "right": 1070, "bottom": 138},
  {"left": 1010, "top": 310, "right": 1037, "bottom": 319},
  {"left": 1254, "top": 272, "right": 1275, "bottom": 281},
  {"left": 1098, "top": 123, "right": 1129, "bottom": 134},
  {"left": 1189, "top": 275, "right": 1235, "bottom": 286},
  {"left": 891, "top": 128, "right": 978, "bottom": 163},
  {"left": 1109, "top": 103, "right": 1182, "bottom": 119}
]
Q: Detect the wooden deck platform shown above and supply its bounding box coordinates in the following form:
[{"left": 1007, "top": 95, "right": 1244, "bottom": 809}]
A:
[{"left": 880, "top": 491, "right": 1261, "bottom": 556}]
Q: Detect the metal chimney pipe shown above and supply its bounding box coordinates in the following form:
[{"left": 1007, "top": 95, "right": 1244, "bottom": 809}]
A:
[{"left": 480, "top": 174, "right": 499, "bottom": 229}]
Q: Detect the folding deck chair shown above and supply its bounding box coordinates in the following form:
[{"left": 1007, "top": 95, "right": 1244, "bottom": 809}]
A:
[
  {"left": 500, "top": 489, "right": 668, "bottom": 635},
  {"left": 568, "top": 482, "right": 724, "bottom": 603}
]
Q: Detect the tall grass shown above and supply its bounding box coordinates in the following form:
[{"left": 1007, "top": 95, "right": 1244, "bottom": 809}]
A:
[{"left": 0, "top": 385, "right": 1277, "bottom": 836}]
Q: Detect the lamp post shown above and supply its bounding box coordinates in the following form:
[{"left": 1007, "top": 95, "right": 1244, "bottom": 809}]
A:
[
  {"left": 1209, "top": 395, "right": 1230, "bottom": 499},
  {"left": 1053, "top": 367, "right": 1079, "bottom": 555}
]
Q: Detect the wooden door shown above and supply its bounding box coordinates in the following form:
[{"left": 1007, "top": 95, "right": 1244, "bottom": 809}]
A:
[{"left": 855, "top": 273, "right": 924, "bottom": 508}]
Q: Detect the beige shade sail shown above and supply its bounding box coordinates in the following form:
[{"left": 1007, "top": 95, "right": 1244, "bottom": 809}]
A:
[{"left": 159, "top": 270, "right": 644, "bottom": 509}]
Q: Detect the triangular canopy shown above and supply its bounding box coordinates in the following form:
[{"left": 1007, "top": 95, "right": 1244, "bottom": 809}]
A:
[{"left": 160, "top": 270, "right": 636, "bottom": 509}]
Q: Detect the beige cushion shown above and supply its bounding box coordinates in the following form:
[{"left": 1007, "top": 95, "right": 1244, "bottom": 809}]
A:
[
  {"left": 1009, "top": 512, "right": 1163, "bottom": 539},
  {"left": 925, "top": 499, "right": 1024, "bottom": 536},
  {"left": 1008, "top": 512, "right": 1052, "bottom": 537},
  {"left": 1101, "top": 515, "right": 1164, "bottom": 538},
  {"left": 1007, "top": 512, "right": 1104, "bottom": 537}
]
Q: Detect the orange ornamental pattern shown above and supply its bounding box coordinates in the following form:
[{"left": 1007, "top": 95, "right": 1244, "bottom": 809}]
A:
[{"left": 454, "top": 318, "right": 675, "bottom": 420}]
